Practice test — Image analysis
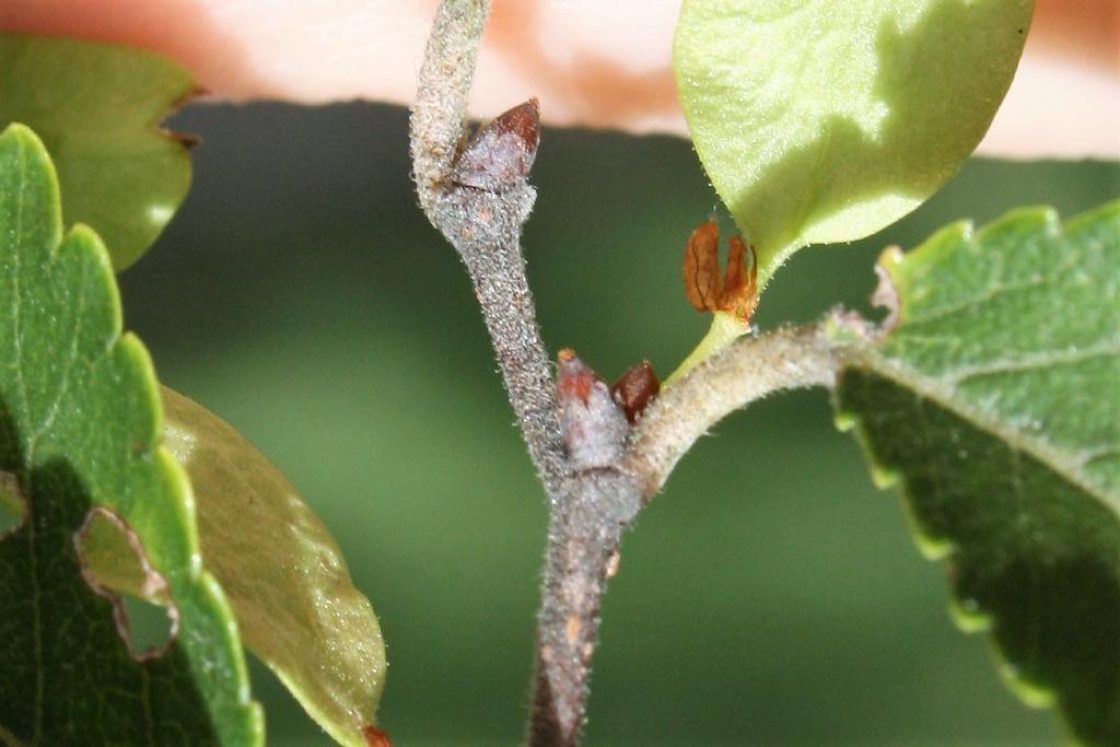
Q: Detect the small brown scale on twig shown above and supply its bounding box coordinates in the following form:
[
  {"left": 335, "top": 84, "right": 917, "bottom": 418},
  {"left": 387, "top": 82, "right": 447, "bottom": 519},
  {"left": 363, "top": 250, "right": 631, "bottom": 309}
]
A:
[
  {"left": 610, "top": 361, "right": 660, "bottom": 424},
  {"left": 452, "top": 98, "right": 541, "bottom": 191}
]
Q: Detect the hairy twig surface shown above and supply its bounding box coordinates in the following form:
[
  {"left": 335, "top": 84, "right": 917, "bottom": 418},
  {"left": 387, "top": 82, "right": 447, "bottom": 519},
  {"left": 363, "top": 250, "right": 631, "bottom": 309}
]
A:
[
  {"left": 626, "top": 324, "right": 837, "bottom": 499},
  {"left": 411, "top": 0, "right": 566, "bottom": 497},
  {"left": 529, "top": 354, "right": 645, "bottom": 744}
]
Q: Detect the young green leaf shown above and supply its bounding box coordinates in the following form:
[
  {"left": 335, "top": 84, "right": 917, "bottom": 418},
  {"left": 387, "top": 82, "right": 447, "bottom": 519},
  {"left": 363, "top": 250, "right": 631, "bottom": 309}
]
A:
[
  {"left": 162, "top": 387, "right": 387, "bottom": 747},
  {"left": 0, "top": 124, "right": 261, "bottom": 744},
  {"left": 835, "top": 202, "right": 1120, "bottom": 743},
  {"left": 674, "top": 0, "right": 1033, "bottom": 286},
  {"left": 0, "top": 35, "right": 194, "bottom": 270}
]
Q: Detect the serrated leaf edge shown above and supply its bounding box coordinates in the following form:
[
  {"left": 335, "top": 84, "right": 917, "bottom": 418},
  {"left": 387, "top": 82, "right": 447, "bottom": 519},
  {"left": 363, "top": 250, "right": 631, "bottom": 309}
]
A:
[
  {"left": 0, "top": 122, "right": 261, "bottom": 743},
  {"left": 856, "top": 203, "right": 1120, "bottom": 512},
  {"left": 835, "top": 201, "right": 1120, "bottom": 734},
  {"left": 844, "top": 344, "right": 1116, "bottom": 512}
]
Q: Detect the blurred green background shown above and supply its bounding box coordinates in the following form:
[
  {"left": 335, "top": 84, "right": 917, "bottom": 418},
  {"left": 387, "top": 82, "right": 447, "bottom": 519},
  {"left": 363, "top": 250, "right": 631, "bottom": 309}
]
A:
[{"left": 118, "top": 102, "right": 1117, "bottom": 745}]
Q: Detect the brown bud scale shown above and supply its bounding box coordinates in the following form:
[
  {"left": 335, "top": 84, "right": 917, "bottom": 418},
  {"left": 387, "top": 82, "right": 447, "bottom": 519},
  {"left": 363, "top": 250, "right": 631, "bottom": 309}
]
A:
[
  {"left": 611, "top": 361, "right": 660, "bottom": 424},
  {"left": 681, "top": 219, "right": 759, "bottom": 324},
  {"left": 557, "top": 350, "right": 629, "bottom": 470},
  {"left": 682, "top": 219, "right": 721, "bottom": 312},
  {"left": 452, "top": 98, "right": 540, "bottom": 191}
]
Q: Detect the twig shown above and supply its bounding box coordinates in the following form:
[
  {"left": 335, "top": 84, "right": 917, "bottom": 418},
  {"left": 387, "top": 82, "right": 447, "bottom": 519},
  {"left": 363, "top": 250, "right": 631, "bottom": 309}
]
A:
[
  {"left": 529, "top": 354, "right": 645, "bottom": 745},
  {"left": 410, "top": 0, "right": 566, "bottom": 497},
  {"left": 410, "top": 3, "right": 843, "bottom": 744},
  {"left": 412, "top": 4, "right": 618, "bottom": 741},
  {"left": 410, "top": 0, "right": 488, "bottom": 215},
  {"left": 625, "top": 323, "right": 837, "bottom": 499},
  {"left": 533, "top": 325, "right": 837, "bottom": 743}
]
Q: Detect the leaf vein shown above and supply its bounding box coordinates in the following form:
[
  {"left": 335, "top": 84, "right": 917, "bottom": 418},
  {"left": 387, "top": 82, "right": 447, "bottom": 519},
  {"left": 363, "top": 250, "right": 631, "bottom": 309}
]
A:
[
  {"left": 850, "top": 349, "right": 1117, "bottom": 511},
  {"left": 901, "top": 275, "right": 1047, "bottom": 328},
  {"left": 947, "top": 343, "right": 1120, "bottom": 386}
]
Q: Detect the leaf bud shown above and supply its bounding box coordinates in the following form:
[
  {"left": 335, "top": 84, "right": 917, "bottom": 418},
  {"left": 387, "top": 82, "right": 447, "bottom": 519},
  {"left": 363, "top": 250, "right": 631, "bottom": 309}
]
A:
[
  {"left": 557, "top": 349, "right": 629, "bottom": 470},
  {"left": 452, "top": 98, "right": 540, "bottom": 191},
  {"left": 610, "top": 361, "right": 660, "bottom": 424}
]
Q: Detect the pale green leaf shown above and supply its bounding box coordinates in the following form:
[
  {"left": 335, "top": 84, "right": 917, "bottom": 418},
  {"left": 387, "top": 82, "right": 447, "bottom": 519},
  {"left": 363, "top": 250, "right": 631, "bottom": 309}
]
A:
[
  {"left": 0, "top": 35, "right": 194, "bottom": 270},
  {"left": 835, "top": 202, "right": 1120, "bottom": 743},
  {"left": 162, "top": 387, "right": 387, "bottom": 747},
  {"left": 0, "top": 123, "right": 261, "bottom": 744},
  {"left": 674, "top": 0, "right": 1032, "bottom": 285}
]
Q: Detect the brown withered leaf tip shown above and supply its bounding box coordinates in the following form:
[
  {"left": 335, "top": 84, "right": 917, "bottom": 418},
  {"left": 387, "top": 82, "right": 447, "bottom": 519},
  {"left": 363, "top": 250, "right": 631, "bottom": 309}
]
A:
[
  {"left": 452, "top": 98, "right": 541, "bottom": 191},
  {"left": 682, "top": 218, "right": 759, "bottom": 324},
  {"left": 611, "top": 361, "right": 660, "bottom": 424}
]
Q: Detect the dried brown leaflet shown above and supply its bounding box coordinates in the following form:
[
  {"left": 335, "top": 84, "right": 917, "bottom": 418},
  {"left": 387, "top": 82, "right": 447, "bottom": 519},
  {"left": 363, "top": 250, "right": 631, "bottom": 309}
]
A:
[{"left": 682, "top": 218, "right": 759, "bottom": 323}]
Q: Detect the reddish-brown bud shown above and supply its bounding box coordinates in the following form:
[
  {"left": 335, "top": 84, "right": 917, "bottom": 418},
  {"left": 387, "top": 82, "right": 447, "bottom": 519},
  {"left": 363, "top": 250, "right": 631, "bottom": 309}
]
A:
[
  {"left": 610, "top": 361, "right": 660, "bottom": 424},
  {"left": 362, "top": 725, "right": 392, "bottom": 747},
  {"left": 556, "top": 348, "right": 594, "bottom": 404},
  {"left": 557, "top": 350, "right": 629, "bottom": 470},
  {"left": 452, "top": 98, "right": 540, "bottom": 191}
]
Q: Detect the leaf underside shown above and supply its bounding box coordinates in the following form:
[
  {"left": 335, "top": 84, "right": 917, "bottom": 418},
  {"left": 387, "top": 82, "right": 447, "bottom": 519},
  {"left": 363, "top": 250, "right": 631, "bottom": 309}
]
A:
[
  {"left": 0, "top": 35, "right": 194, "bottom": 271},
  {"left": 0, "top": 124, "right": 260, "bottom": 744},
  {"left": 85, "top": 389, "right": 389, "bottom": 745},
  {"left": 836, "top": 202, "right": 1120, "bottom": 743},
  {"left": 162, "top": 387, "right": 387, "bottom": 747},
  {"left": 673, "top": 0, "right": 1033, "bottom": 286}
]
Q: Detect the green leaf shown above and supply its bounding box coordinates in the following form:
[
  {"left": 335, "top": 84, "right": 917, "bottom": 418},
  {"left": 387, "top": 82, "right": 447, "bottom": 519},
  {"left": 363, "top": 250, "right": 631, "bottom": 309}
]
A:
[
  {"left": 834, "top": 202, "right": 1120, "bottom": 743},
  {"left": 0, "top": 35, "right": 194, "bottom": 270},
  {"left": 674, "top": 0, "right": 1032, "bottom": 286},
  {"left": 85, "top": 389, "right": 389, "bottom": 745},
  {"left": 0, "top": 124, "right": 261, "bottom": 744},
  {"left": 162, "top": 387, "right": 387, "bottom": 746}
]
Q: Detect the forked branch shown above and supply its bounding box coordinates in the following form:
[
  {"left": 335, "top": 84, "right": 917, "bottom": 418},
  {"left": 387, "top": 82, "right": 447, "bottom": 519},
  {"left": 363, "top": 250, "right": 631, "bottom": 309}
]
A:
[{"left": 410, "top": 3, "right": 842, "bottom": 744}]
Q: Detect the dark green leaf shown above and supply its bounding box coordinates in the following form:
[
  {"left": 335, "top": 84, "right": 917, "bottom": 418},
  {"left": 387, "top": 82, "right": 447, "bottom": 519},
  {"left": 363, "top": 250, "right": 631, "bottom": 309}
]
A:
[
  {"left": 835, "top": 202, "right": 1120, "bottom": 743},
  {"left": 0, "top": 123, "right": 261, "bottom": 744},
  {"left": 0, "top": 35, "right": 194, "bottom": 270}
]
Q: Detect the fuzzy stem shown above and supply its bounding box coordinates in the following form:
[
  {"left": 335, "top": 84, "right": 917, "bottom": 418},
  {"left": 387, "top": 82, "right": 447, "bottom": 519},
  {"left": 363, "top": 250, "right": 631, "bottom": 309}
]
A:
[
  {"left": 626, "top": 323, "right": 838, "bottom": 499},
  {"left": 410, "top": 0, "right": 567, "bottom": 497},
  {"left": 664, "top": 311, "right": 750, "bottom": 385},
  {"left": 530, "top": 467, "right": 642, "bottom": 745},
  {"left": 411, "top": 0, "right": 488, "bottom": 215}
]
